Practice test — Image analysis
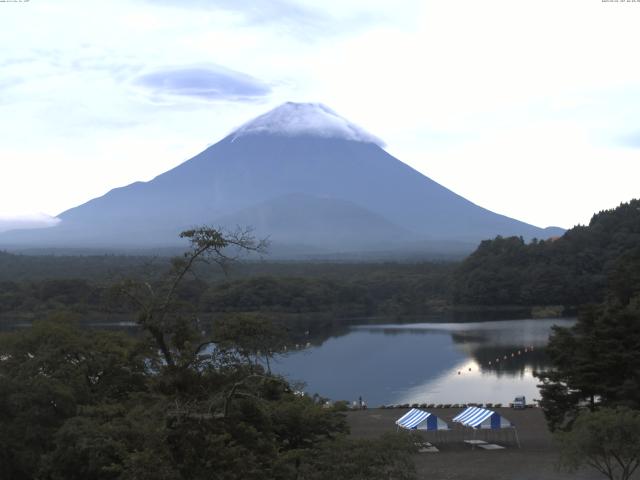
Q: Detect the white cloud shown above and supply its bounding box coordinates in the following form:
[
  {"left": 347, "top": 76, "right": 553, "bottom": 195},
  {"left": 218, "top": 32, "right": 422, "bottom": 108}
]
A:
[
  {"left": 133, "top": 64, "right": 271, "bottom": 102},
  {"left": 0, "top": 213, "right": 60, "bottom": 233}
]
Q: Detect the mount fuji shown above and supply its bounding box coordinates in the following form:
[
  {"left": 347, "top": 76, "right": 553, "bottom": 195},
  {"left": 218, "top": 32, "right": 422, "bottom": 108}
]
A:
[{"left": 1, "top": 102, "right": 563, "bottom": 257}]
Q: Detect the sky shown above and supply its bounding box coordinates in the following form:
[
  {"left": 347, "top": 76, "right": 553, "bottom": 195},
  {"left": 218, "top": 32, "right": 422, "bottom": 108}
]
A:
[{"left": 1, "top": 0, "right": 639, "bottom": 231}]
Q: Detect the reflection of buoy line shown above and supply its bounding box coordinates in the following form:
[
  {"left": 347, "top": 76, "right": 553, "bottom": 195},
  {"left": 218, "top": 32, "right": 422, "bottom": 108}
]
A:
[{"left": 456, "top": 345, "right": 535, "bottom": 375}]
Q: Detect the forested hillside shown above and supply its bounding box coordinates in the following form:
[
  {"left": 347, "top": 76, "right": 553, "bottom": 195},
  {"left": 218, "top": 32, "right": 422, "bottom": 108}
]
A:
[
  {"left": 532, "top": 204, "right": 640, "bottom": 433},
  {"left": 453, "top": 199, "right": 640, "bottom": 306}
]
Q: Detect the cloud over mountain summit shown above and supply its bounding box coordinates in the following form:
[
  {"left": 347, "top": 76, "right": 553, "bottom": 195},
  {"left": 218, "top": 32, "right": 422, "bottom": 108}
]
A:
[{"left": 231, "top": 102, "right": 385, "bottom": 146}]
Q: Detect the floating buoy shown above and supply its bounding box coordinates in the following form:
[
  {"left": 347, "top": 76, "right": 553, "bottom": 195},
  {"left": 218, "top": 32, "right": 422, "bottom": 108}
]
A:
[{"left": 451, "top": 344, "right": 534, "bottom": 376}]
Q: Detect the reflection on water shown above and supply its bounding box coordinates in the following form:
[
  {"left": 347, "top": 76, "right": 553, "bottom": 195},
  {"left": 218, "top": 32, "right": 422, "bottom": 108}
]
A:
[{"left": 271, "top": 318, "right": 575, "bottom": 406}]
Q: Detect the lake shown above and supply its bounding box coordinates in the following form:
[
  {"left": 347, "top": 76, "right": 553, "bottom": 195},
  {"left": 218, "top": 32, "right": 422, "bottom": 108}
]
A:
[{"left": 271, "top": 318, "right": 575, "bottom": 407}]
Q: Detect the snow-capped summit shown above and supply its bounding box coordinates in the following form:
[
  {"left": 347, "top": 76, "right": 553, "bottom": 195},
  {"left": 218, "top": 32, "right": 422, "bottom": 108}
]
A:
[{"left": 231, "top": 102, "right": 385, "bottom": 146}]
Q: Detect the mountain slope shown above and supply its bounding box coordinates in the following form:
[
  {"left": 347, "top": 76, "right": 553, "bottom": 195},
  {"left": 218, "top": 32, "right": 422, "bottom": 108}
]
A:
[
  {"left": 0, "top": 102, "right": 564, "bottom": 255},
  {"left": 214, "top": 193, "right": 415, "bottom": 251}
]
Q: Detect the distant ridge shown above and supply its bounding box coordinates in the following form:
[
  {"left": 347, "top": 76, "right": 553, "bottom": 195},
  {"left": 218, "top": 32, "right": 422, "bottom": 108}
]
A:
[{"left": 0, "top": 102, "right": 564, "bottom": 257}]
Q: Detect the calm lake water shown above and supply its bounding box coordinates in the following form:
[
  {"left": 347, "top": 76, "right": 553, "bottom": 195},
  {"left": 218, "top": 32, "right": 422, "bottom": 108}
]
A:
[{"left": 271, "top": 318, "right": 576, "bottom": 407}]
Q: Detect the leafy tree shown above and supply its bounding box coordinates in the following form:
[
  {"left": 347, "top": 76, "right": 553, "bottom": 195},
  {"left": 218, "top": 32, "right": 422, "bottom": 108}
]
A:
[
  {"left": 39, "top": 401, "right": 177, "bottom": 480},
  {"left": 0, "top": 317, "right": 149, "bottom": 480},
  {"left": 557, "top": 407, "right": 640, "bottom": 480},
  {"left": 116, "top": 226, "right": 267, "bottom": 370},
  {"left": 537, "top": 301, "right": 640, "bottom": 431},
  {"left": 215, "top": 313, "right": 289, "bottom": 373}
]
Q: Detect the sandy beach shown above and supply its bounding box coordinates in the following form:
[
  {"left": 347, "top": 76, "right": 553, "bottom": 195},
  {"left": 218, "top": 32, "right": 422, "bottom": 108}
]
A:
[{"left": 346, "top": 407, "right": 606, "bottom": 480}]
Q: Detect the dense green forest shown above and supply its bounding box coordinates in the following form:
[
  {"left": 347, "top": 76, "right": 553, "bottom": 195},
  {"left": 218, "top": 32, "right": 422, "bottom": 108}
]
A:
[
  {"left": 0, "top": 250, "right": 452, "bottom": 283},
  {"left": 0, "top": 256, "right": 455, "bottom": 337},
  {"left": 453, "top": 199, "right": 640, "bottom": 307}
]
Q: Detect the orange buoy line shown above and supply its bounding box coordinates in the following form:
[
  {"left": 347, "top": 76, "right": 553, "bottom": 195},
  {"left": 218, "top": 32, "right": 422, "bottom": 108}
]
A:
[{"left": 456, "top": 345, "right": 535, "bottom": 375}]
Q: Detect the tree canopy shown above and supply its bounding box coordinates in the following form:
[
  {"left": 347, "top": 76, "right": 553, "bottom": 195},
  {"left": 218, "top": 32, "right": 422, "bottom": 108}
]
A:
[
  {"left": 453, "top": 199, "right": 640, "bottom": 306},
  {"left": 0, "top": 227, "right": 417, "bottom": 480},
  {"left": 557, "top": 407, "right": 640, "bottom": 480},
  {"left": 534, "top": 212, "right": 640, "bottom": 431}
]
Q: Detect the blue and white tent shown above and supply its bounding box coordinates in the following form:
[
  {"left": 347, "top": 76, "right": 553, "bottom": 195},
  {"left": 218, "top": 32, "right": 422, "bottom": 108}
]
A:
[
  {"left": 396, "top": 408, "right": 449, "bottom": 431},
  {"left": 453, "top": 406, "right": 520, "bottom": 447},
  {"left": 452, "top": 406, "right": 513, "bottom": 429}
]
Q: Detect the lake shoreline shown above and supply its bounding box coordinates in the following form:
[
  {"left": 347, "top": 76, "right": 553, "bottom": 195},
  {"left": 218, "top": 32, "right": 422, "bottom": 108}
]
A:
[{"left": 0, "top": 304, "right": 575, "bottom": 330}]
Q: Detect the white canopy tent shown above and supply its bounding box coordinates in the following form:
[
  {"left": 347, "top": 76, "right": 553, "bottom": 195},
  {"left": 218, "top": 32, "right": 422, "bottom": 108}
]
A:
[
  {"left": 453, "top": 406, "right": 520, "bottom": 447},
  {"left": 396, "top": 408, "right": 449, "bottom": 431}
]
